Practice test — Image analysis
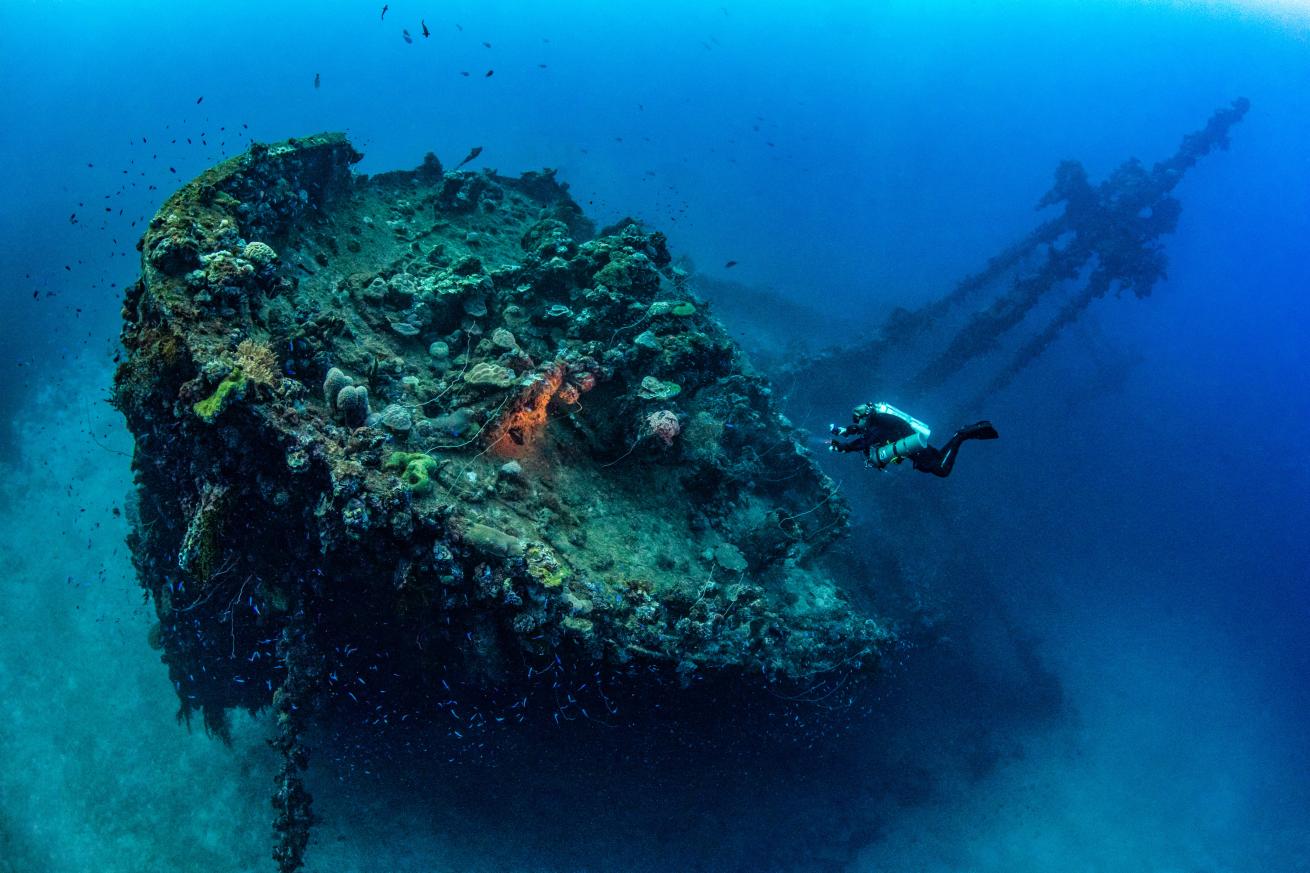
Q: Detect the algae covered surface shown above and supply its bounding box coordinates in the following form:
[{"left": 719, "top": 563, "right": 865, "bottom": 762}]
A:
[{"left": 113, "top": 134, "right": 895, "bottom": 868}]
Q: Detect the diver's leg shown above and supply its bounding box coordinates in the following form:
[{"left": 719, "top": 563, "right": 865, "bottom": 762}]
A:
[
  {"left": 911, "top": 422, "right": 998, "bottom": 477},
  {"left": 910, "top": 445, "right": 952, "bottom": 477}
]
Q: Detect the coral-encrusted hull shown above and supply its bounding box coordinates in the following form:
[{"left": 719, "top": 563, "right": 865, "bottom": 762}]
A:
[{"left": 115, "top": 133, "right": 893, "bottom": 869}]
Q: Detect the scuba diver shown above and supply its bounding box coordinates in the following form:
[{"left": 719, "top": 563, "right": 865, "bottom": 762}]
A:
[{"left": 829, "top": 402, "right": 998, "bottom": 478}]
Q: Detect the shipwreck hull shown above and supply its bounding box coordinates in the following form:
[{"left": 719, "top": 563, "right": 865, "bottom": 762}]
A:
[{"left": 114, "top": 133, "right": 893, "bottom": 868}]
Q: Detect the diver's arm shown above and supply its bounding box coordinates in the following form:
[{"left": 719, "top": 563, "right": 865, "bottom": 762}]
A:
[{"left": 829, "top": 434, "right": 870, "bottom": 454}]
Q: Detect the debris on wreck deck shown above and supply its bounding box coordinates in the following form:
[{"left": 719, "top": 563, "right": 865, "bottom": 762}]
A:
[{"left": 113, "top": 134, "right": 893, "bottom": 871}]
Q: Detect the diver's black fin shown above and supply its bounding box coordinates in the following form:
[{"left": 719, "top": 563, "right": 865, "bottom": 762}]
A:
[{"left": 961, "top": 421, "right": 999, "bottom": 440}]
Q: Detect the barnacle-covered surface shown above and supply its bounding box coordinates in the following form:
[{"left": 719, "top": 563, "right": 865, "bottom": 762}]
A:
[{"left": 114, "top": 133, "right": 895, "bottom": 867}]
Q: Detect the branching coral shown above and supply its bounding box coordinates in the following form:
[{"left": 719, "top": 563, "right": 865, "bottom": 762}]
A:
[{"left": 236, "top": 339, "right": 280, "bottom": 389}]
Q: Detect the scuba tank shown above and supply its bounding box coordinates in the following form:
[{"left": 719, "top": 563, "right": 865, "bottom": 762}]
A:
[
  {"left": 874, "top": 431, "right": 929, "bottom": 468},
  {"left": 871, "top": 402, "right": 931, "bottom": 438}
]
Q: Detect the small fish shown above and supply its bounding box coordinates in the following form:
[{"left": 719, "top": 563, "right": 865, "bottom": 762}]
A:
[
  {"left": 484, "top": 69, "right": 494, "bottom": 77},
  {"left": 422, "top": 19, "right": 430, "bottom": 38},
  {"left": 402, "top": 29, "right": 413, "bottom": 43},
  {"left": 482, "top": 41, "right": 491, "bottom": 48},
  {"left": 314, "top": 72, "right": 320, "bottom": 89},
  {"left": 724, "top": 260, "right": 738, "bottom": 268},
  {"left": 460, "top": 71, "right": 470, "bottom": 77},
  {"left": 195, "top": 95, "right": 204, "bottom": 104},
  {"left": 380, "top": 4, "right": 388, "bottom": 21},
  {"left": 455, "top": 146, "right": 483, "bottom": 169}
]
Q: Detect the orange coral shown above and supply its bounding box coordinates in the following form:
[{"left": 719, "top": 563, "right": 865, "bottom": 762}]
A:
[{"left": 488, "top": 364, "right": 568, "bottom": 457}]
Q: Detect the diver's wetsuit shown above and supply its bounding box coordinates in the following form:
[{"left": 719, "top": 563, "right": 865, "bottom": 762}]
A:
[{"left": 830, "top": 405, "right": 998, "bottom": 478}]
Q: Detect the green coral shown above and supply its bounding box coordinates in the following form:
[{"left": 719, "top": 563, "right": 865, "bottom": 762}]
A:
[
  {"left": 192, "top": 369, "right": 247, "bottom": 423},
  {"left": 177, "top": 483, "right": 228, "bottom": 582},
  {"left": 637, "top": 375, "right": 681, "bottom": 401},
  {"left": 526, "top": 543, "right": 570, "bottom": 589},
  {"left": 562, "top": 615, "right": 594, "bottom": 636},
  {"left": 538, "top": 566, "right": 569, "bottom": 589},
  {"left": 384, "top": 452, "right": 440, "bottom": 494},
  {"left": 670, "top": 301, "right": 696, "bottom": 317}
]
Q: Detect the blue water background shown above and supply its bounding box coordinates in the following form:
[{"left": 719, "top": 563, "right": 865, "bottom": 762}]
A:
[{"left": 0, "top": 1, "right": 1307, "bottom": 870}]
